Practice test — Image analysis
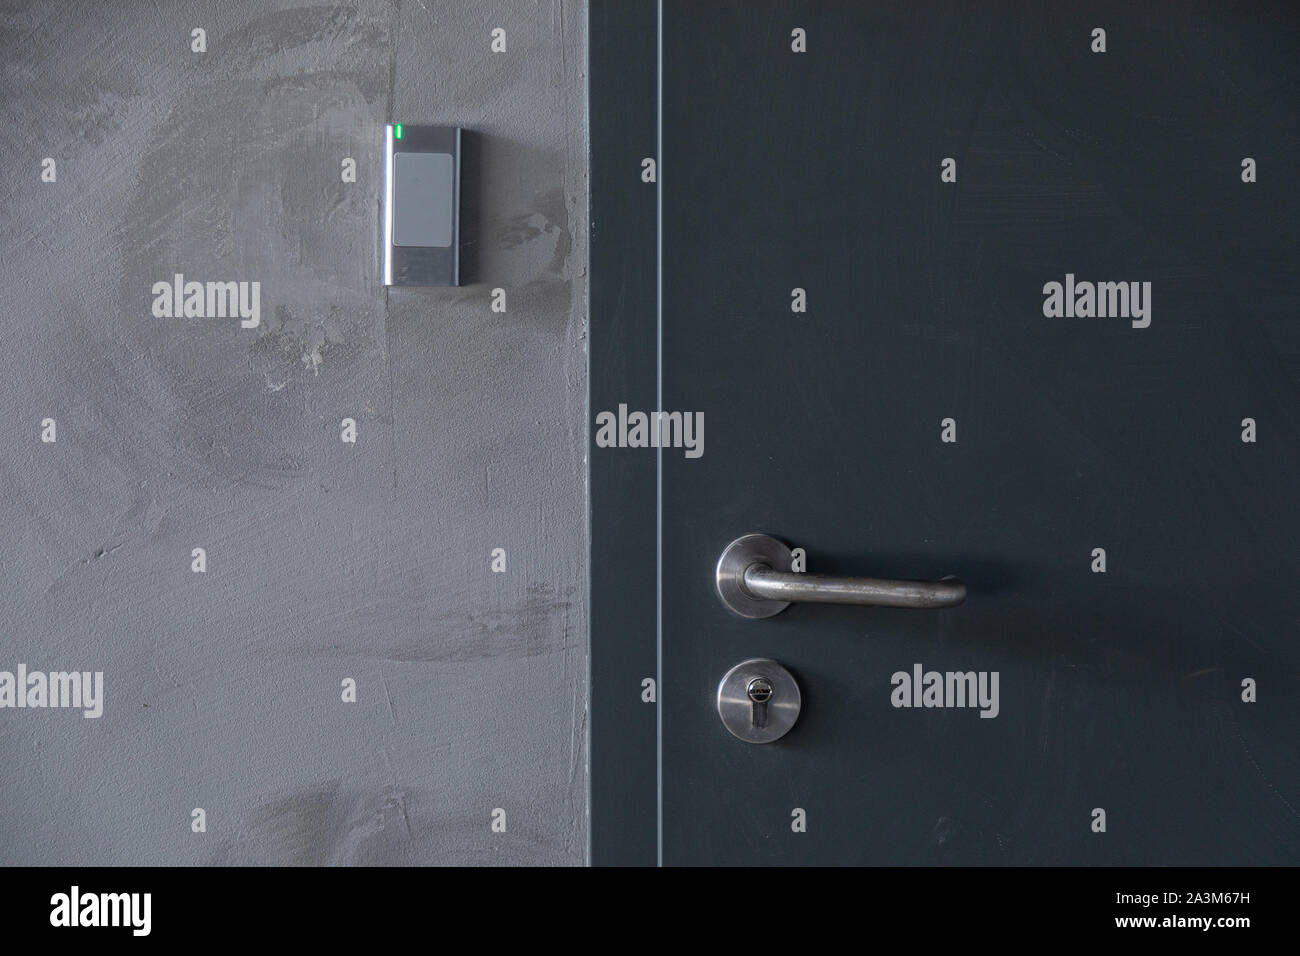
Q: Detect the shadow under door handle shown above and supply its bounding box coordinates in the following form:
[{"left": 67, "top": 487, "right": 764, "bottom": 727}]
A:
[{"left": 716, "top": 533, "right": 966, "bottom": 619}]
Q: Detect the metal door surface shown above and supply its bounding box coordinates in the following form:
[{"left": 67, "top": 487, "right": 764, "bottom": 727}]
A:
[{"left": 591, "top": 0, "right": 1299, "bottom": 866}]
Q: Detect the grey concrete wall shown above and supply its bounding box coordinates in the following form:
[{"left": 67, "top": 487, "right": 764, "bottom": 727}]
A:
[{"left": 0, "top": 0, "right": 587, "bottom": 865}]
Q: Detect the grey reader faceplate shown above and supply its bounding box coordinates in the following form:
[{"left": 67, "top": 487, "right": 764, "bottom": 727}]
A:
[{"left": 394, "top": 152, "right": 454, "bottom": 248}]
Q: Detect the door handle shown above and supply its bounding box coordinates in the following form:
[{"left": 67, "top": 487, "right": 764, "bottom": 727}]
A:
[{"left": 716, "top": 533, "right": 966, "bottom": 619}]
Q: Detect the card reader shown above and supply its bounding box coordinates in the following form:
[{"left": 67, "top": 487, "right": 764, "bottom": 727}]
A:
[{"left": 384, "top": 124, "right": 461, "bottom": 286}]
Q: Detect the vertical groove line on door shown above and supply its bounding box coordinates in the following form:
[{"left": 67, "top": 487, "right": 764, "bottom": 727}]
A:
[{"left": 655, "top": 0, "right": 664, "bottom": 869}]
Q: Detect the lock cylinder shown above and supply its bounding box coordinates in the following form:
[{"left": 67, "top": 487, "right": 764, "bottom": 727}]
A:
[{"left": 717, "top": 659, "right": 801, "bottom": 743}]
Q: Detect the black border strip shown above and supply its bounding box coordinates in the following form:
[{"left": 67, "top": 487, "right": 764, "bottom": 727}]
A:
[{"left": 588, "top": 0, "right": 661, "bottom": 866}]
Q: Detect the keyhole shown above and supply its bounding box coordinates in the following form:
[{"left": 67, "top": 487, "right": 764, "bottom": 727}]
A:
[{"left": 747, "top": 677, "right": 773, "bottom": 729}]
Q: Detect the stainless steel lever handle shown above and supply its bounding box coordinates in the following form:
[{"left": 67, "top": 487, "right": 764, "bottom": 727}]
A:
[
  {"left": 716, "top": 534, "right": 966, "bottom": 619},
  {"left": 743, "top": 566, "right": 966, "bottom": 608}
]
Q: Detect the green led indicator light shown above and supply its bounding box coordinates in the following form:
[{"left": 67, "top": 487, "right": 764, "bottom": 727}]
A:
[{"left": 394, "top": 123, "right": 402, "bottom": 140}]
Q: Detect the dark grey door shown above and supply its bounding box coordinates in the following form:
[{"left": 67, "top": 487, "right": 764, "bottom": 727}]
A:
[{"left": 592, "top": 1, "right": 1299, "bottom": 865}]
